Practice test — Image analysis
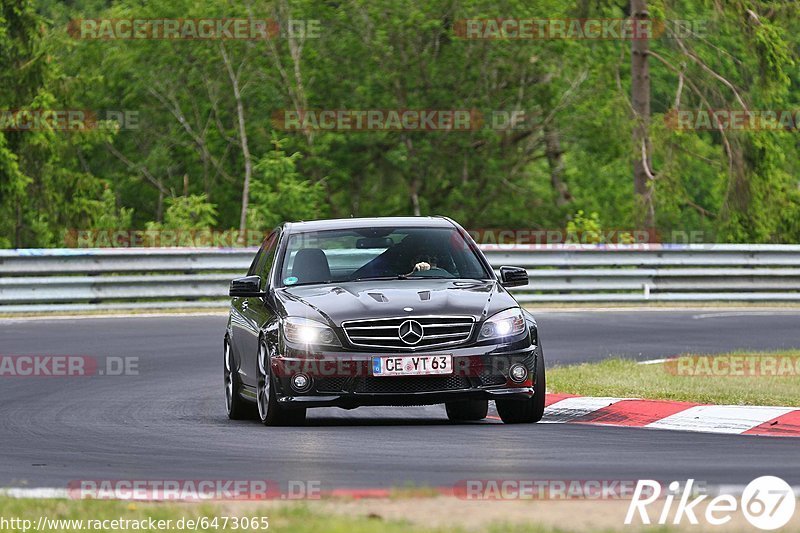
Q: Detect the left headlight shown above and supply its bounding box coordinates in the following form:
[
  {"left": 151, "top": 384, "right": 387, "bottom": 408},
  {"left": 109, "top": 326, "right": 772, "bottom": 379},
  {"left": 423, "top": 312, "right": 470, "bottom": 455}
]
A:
[
  {"left": 283, "top": 316, "right": 341, "bottom": 347},
  {"left": 478, "top": 307, "right": 526, "bottom": 341}
]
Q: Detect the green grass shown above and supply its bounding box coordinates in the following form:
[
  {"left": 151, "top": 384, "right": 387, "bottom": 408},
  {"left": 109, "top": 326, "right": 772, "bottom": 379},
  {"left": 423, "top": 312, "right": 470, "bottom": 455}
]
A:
[
  {"left": 548, "top": 351, "right": 800, "bottom": 407},
  {"left": 0, "top": 498, "right": 590, "bottom": 533},
  {"left": 0, "top": 499, "right": 426, "bottom": 533}
]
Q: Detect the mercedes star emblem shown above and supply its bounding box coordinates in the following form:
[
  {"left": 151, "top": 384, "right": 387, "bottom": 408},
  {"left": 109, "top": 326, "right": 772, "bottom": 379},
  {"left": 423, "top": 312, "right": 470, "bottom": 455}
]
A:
[{"left": 398, "top": 319, "right": 424, "bottom": 345}]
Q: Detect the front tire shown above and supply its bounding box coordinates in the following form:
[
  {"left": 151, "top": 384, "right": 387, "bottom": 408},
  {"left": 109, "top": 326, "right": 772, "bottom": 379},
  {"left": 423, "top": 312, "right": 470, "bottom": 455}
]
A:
[
  {"left": 445, "top": 399, "right": 488, "bottom": 421},
  {"left": 496, "top": 347, "right": 546, "bottom": 424},
  {"left": 256, "top": 341, "right": 306, "bottom": 426},
  {"left": 224, "top": 340, "right": 256, "bottom": 420}
]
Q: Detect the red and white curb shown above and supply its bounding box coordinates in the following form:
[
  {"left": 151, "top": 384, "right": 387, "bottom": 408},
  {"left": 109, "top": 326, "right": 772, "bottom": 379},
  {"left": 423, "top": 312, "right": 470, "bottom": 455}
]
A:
[{"left": 540, "top": 393, "right": 800, "bottom": 436}]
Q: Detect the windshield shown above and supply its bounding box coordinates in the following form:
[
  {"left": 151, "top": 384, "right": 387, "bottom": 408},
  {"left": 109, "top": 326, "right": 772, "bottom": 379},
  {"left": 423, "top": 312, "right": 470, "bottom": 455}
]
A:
[{"left": 278, "top": 226, "right": 491, "bottom": 287}]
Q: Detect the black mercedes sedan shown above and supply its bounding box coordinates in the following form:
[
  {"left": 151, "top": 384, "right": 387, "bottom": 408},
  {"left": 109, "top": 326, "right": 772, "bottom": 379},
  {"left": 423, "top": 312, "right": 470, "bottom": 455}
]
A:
[{"left": 224, "top": 216, "right": 545, "bottom": 425}]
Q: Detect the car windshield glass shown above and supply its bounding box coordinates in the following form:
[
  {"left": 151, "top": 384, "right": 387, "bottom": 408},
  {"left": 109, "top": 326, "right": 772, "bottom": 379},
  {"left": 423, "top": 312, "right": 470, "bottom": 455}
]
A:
[{"left": 278, "top": 226, "right": 490, "bottom": 287}]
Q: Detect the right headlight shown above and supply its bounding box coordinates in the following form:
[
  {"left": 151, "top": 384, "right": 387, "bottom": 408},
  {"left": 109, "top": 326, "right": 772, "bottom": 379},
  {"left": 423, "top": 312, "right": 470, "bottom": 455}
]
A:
[
  {"left": 478, "top": 307, "right": 526, "bottom": 341},
  {"left": 282, "top": 316, "right": 341, "bottom": 347}
]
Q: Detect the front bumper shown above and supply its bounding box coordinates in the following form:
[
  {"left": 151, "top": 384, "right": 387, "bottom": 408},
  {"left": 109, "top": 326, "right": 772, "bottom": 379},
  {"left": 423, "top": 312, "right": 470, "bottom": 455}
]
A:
[
  {"left": 270, "top": 339, "right": 539, "bottom": 409},
  {"left": 276, "top": 387, "right": 534, "bottom": 408}
]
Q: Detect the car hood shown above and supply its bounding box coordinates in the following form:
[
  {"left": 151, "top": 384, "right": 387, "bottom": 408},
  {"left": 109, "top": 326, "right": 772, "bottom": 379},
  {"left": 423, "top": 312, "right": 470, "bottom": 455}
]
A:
[{"left": 274, "top": 279, "right": 518, "bottom": 326}]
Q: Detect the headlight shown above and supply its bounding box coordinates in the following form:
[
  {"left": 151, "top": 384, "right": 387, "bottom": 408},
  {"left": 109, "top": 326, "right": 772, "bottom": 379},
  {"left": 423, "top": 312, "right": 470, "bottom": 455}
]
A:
[
  {"left": 478, "top": 307, "right": 526, "bottom": 341},
  {"left": 283, "top": 317, "right": 341, "bottom": 346}
]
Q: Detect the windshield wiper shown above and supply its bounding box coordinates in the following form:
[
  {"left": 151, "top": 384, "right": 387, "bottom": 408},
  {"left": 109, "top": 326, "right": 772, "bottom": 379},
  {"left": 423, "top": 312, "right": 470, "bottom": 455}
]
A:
[
  {"left": 283, "top": 280, "right": 334, "bottom": 287},
  {"left": 350, "top": 274, "right": 463, "bottom": 282},
  {"left": 351, "top": 274, "right": 412, "bottom": 282}
]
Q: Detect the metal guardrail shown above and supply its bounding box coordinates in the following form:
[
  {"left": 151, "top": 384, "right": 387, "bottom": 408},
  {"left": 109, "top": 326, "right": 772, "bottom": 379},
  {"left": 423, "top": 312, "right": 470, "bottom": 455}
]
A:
[{"left": 1, "top": 244, "right": 800, "bottom": 312}]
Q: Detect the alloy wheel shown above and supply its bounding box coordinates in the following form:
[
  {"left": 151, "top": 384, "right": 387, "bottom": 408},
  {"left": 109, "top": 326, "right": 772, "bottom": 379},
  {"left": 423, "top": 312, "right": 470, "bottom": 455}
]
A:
[
  {"left": 224, "top": 342, "right": 234, "bottom": 414},
  {"left": 256, "top": 343, "right": 271, "bottom": 421}
]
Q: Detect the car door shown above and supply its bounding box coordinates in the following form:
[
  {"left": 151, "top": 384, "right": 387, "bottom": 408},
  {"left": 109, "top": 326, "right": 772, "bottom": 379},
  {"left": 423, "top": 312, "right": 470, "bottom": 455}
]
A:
[
  {"left": 238, "top": 230, "right": 280, "bottom": 386},
  {"left": 230, "top": 244, "right": 265, "bottom": 385}
]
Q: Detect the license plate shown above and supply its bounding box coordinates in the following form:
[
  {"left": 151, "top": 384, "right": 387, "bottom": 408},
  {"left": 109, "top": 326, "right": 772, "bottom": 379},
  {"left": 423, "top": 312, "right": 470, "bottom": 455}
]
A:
[{"left": 372, "top": 355, "right": 452, "bottom": 377}]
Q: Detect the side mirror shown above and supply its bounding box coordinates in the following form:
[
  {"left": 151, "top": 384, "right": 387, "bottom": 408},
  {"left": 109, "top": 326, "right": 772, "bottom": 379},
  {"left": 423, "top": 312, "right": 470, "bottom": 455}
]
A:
[
  {"left": 229, "top": 275, "right": 266, "bottom": 297},
  {"left": 499, "top": 266, "right": 528, "bottom": 287}
]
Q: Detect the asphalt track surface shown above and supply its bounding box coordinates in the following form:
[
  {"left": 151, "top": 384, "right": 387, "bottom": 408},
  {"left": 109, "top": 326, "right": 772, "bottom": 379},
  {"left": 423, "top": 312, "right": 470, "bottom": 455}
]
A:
[{"left": 1, "top": 310, "right": 799, "bottom": 490}]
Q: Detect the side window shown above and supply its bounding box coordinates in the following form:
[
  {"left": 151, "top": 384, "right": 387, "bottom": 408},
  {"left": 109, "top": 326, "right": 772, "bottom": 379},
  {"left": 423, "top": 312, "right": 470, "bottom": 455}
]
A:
[
  {"left": 247, "top": 248, "right": 265, "bottom": 276},
  {"left": 248, "top": 231, "right": 279, "bottom": 287}
]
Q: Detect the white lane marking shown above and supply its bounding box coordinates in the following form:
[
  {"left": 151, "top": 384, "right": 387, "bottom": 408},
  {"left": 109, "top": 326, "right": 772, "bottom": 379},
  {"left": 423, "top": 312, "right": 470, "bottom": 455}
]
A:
[
  {"left": 692, "top": 311, "right": 800, "bottom": 319},
  {"left": 542, "top": 397, "right": 627, "bottom": 423},
  {"left": 536, "top": 306, "right": 799, "bottom": 315},
  {"left": 0, "top": 311, "right": 227, "bottom": 323},
  {"left": 710, "top": 485, "right": 800, "bottom": 497},
  {"left": 645, "top": 405, "right": 796, "bottom": 434},
  {"left": 638, "top": 358, "right": 672, "bottom": 365},
  {"left": 0, "top": 488, "right": 69, "bottom": 499}
]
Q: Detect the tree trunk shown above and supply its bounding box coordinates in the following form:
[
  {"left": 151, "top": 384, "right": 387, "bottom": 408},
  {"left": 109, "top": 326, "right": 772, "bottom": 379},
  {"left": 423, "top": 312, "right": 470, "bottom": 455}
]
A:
[
  {"left": 401, "top": 135, "right": 422, "bottom": 216},
  {"left": 156, "top": 188, "right": 164, "bottom": 223},
  {"left": 544, "top": 124, "right": 571, "bottom": 206},
  {"left": 220, "top": 45, "right": 252, "bottom": 244},
  {"left": 410, "top": 178, "right": 421, "bottom": 216},
  {"left": 631, "top": 0, "right": 654, "bottom": 227}
]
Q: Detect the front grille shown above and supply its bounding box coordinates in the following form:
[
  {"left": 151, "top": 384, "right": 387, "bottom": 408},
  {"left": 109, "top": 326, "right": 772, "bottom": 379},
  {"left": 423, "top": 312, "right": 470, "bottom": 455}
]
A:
[
  {"left": 478, "top": 373, "right": 507, "bottom": 387},
  {"left": 354, "top": 375, "right": 471, "bottom": 394},
  {"left": 342, "top": 316, "right": 474, "bottom": 350},
  {"left": 315, "top": 377, "right": 350, "bottom": 392}
]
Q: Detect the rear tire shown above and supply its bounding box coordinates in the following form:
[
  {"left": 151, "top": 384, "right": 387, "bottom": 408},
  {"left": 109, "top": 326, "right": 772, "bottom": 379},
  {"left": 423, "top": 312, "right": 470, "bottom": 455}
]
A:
[
  {"left": 256, "top": 341, "right": 307, "bottom": 426},
  {"left": 496, "top": 347, "right": 546, "bottom": 424},
  {"left": 445, "top": 399, "right": 488, "bottom": 421},
  {"left": 224, "top": 340, "right": 256, "bottom": 420}
]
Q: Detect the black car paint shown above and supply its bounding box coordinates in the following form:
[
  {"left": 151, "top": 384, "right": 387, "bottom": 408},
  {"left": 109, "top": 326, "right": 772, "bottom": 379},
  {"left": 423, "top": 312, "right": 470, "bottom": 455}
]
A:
[{"left": 226, "top": 216, "right": 540, "bottom": 410}]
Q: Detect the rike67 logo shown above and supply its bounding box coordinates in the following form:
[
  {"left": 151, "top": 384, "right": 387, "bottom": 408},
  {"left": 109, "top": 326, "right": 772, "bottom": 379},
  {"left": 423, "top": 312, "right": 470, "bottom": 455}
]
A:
[{"left": 626, "top": 477, "right": 796, "bottom": 530}]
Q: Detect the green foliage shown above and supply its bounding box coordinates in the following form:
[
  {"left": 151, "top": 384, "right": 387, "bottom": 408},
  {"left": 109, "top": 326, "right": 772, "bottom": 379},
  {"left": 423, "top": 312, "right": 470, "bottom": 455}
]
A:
[
  {"left": 565, "top": 210, "right": 636, "bottom": 244},
  {"left": 148, "top": 194, "right": 217, "bottom": 231},
  {"left": 248, "top": 139, "right": 328, "bottom": 230},
  {"left": 1, "top": 0, "right": 118, "bottom": 247},
  {"left": 90, "top": 187, "right": 134, "bottom": 231},
  {"left": 1, "top": 0, "right": 799, "bottom": 247},
  {"left": 565, "top": 210, "right": 603, "bottom": 243}
]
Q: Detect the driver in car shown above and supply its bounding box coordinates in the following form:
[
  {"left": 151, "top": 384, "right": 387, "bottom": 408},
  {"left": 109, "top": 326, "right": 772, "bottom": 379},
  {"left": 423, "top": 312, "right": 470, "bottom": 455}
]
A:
[
  {"left": 408, "top": 254, "right": 436, "bottom": 275},
  {"left": 354, "top": 234, "right": 451, "bottom": 279}
]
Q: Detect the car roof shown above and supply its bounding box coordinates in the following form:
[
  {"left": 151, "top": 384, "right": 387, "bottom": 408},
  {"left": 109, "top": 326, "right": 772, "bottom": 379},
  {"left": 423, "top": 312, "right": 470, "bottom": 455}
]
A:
[{"left": 282, "top": 216, "right": 456, "bottom": 234}]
